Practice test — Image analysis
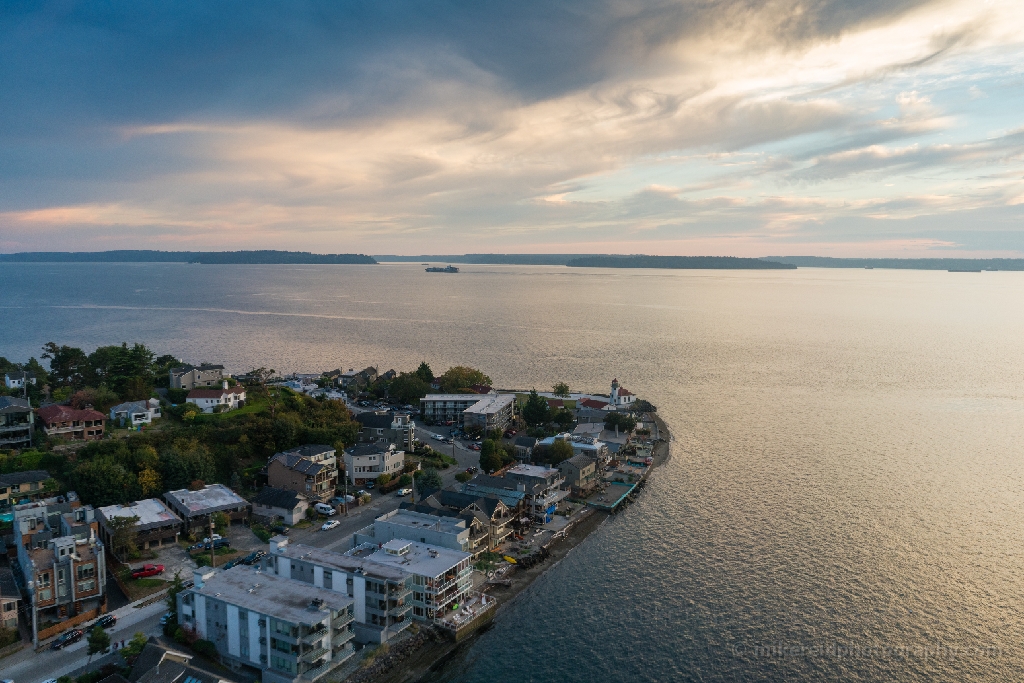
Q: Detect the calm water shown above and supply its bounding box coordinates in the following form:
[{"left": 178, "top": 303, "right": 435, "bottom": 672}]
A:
[{"left": 2, "top": 262, "right": 1024, "bottom": 681}]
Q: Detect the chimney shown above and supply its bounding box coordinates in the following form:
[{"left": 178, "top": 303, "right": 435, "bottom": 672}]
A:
[{"left": 222, "top": 380, "right": 229, "bottom": 390}]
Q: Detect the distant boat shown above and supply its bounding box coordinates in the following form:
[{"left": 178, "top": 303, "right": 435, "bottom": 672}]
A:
[
  {"left": 948, "top": 269, "right": 981, "bottom": 273},
  {"left": 426, "top": 265, "right": 459, "bottom": 273},
  {"left": 865, "top": 267, "right": 874, "bottom": 269}
]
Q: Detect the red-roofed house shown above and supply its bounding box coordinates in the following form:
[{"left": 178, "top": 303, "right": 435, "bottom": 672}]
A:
[
  {"left": 578, "top": 398, "right": 609, "bottom": 410},
  {"left": 610, "top": 379, "right": 635, "bottom": 408},
  {"left": 186, "top": 382, "right": 247, "bottom": 413},
  {"left": 470, "top": 384, "right": 493, "bottom": 394},
  {"left": 546, "top": 398, "right": 565, "bottom": 410},
  {"left": 36, "top": 404, "right": 106, "bottom": 440}
]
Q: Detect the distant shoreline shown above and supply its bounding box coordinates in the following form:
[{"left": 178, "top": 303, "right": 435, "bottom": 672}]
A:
[{"left": 0, "top": 250, "right": 377, "bottom": 264}]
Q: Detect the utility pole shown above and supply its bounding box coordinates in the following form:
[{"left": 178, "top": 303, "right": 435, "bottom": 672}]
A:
[{"left": 209, "top": 518, "right": 216, "bottom": 568}]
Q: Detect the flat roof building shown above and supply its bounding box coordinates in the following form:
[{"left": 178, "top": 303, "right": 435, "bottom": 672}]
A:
[
  {"left": 97, "top": 498, "right": 182, "bottom": 552},
  {"left": 353, "top": 508, "right": 472, "bottom": 554},
  {"left": 164, "top": 484, "right": 250, "bottom": 531},
  {"left": 461, "top": 394, "right": 516, "bottom": 432}
]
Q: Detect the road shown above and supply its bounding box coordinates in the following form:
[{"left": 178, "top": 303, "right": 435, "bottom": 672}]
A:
[{"left": 3, "top": 599, "right": 167, "bottom": 683}]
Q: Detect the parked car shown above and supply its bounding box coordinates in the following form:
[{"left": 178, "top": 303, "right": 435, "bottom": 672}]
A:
[
  {"left": 131, "top": 564, "right": 165, "bottom": 579},
  {"left": 321, "top": 520, "right": 340, "bottom": 531},
  {"left": 51, "top": 628, "right": 84, "bottom": 649},
  {"left": 200, "top": 539, "right": 231, "bottom": 550},
  {"left": 396, "top": 488, "right": 412, "bottom": 497},
  {"left": 469, "top": 444, "right": 480, "bottom": 451},
  {"left": 92, "top": 614, "right": 117, "bottom": 629},
  {"left": 314, "top": 502, "right": 337, "bottom": 516},
  {"left": 160, "top": 612, "right": 175, "bottom": 626},
  {"left": 240, "top": 550, "right": 266, "bottom": 565},
  {"left": 182, "top": 579, "right": 195, "bottom": 589},
  {"left": 269, "top": 524, "right": 289, "bottom": 535},
  {"left": 202, "top": 534, "right": 222, "bottom": 544},
  {"left": 356, "top": 489, "right": 369, "bottom": 498},
  {"left": 504, "top": 429, "right": 517, "bottom": 438},
  {"left": 465, "top": 467, "right": 478, "bottom": 474},
  {"left": 365, "top": 481, "right": 374, "bottom": 489}
]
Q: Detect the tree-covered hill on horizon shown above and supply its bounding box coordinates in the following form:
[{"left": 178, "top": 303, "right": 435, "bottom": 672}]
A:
[
  {"left": 566, "top": 255, "right": 797, "bottom": 269},
  {"left": 0, "top": 250, "right": 376, "bottom": 264}
]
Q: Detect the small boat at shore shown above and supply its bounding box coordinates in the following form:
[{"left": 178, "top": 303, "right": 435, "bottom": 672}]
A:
[{"left": 426, "top": 265, "right": 459, "bottom": 273}]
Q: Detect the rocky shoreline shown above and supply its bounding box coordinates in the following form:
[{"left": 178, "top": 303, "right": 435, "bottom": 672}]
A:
[{"left": 339, "top": 418, "right": 673, "bottom": 683}]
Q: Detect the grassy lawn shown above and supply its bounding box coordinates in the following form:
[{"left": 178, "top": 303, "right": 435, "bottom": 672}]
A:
[
  {"left": 192, "top": 398, "right": 270, "bottom": 422},
  {"left": 123, "top": 577, "right": 169, "bottom": 602}
]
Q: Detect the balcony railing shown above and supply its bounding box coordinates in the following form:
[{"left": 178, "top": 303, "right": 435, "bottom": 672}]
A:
[
  {"left": 331, "top": 629, "right": 355, "bottom": 648},
  {"left": 300, "top": 625, "right": 328, "bottom": 643},
  {"left": 301, "top": 660, "right": 333, "bottom": 681},
  {"left": 332, "top": 612, "right": 354, "bottom": 629},
  {"left": 300, "top": 646, "right": 329, "bottom": 663}
]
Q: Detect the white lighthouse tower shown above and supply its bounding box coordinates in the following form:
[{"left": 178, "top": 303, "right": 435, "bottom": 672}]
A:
[{"left": 610, "top": 378, "right": 634, "bottom": 408}]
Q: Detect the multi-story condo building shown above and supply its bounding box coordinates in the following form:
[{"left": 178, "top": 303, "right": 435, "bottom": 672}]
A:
[
  {"left": 418, "top": 394, "right": 488, "bottom": 424},
  {"left": 18, "top": 534, "right": 107, "bottom": 645},
  {"left": 353, "top": 508, "right": 472, "bottom": 554},
  {"left": 169, "top": 364, "right": 227, "bottom": 390},
  {"left": 342, "top": 444, "right": 404, "bottom": 487},
  {"left": 0, "top": 396, "right": 34, "bottom": 448},
  {"left": 267, "top": 445, "right": 338, "bottom": 502},
  {"left": 36, "top": 404, "right": 105, "bottom": 441},
  {"left": 461, "top": 394, "right": 516, "bottom": 433},
  {"left": 494, "top": 465, "right": 566, "bottom": 523},
  {"left": 263, "top": 537, "right": 413, "bottom": 644},
  {"left": 346, "top": 539, "right": 473, "bottom": 623},
  {"left": 177, "top": 565, "right": 356, "bottom": 683},
  {"left": 354, "top": 412, "right": 415, "bottom": 451}
]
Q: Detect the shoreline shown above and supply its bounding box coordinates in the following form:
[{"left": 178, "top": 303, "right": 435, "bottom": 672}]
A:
[{"left": 342, "top": 416, "right": 673, "bottom": 683}]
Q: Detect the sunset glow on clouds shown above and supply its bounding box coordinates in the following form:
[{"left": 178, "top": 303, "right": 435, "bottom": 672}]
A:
[{"left": 1, "top": 0, "right": 1023, "bottom": 255}]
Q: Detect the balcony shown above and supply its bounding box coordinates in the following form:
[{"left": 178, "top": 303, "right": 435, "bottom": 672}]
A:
[
  {"left": 332, "top": 642, "right": 355, "bottom": 664},
  {"left": 331, "top": 612, "right": 354, "bottom": 629},
  {"left": 300, "top": 625, "right": 328, "bottom": 644},
  {"left": 300, "top": 646, "right": 329, "bottom": 663},
  {"left": 331, "top": 628, "right": 354, "bottom": 648},
  {"left": 301, "top": 660, "right": 333, "bottom": 681}
]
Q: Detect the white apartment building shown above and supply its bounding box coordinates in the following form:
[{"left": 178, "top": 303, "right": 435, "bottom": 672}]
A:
[
  {"left": 343, "top": 443, "right": 404, "bottom": 486},
  {"left": 353, "top": 508, "right": 472, "bottom": 554}
]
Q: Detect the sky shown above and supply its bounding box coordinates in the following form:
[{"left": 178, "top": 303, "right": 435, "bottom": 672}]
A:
[{"left": 1, "top": 0, "right": 1023, "bottom": 257}]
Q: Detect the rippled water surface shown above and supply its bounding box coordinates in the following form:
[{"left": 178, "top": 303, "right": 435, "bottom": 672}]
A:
[{"left": 2, "top": 262, "right": 1023, "bottom": 681}]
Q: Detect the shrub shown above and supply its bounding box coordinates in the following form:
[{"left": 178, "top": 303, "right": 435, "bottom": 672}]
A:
[
  {"left": 192, "top": 639, "right": 218, "bottom": 658},
  {"left": 455, "top": 471, "right": 472, "bottom": 483},
  {"left": 376, "top": 473, "right": 391, "bottom": 486}
]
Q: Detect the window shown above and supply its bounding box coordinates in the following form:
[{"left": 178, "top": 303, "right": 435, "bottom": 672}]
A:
[
  {"left": 77, "top": 564, "right": 95, "bottom": 580},
  {"left": 3, "top": 601, "right": 15, "bottom": 612},
  {"left": 78, "top": 580, "right": 95, "bottom": 592},
  {"left": 38, "top": 572, "right": 50, "bottom": 587},
  {"left": 270, "top": 655, "right": 293, "bottom": 673},
  {"left": 39, "top": 589, "right": 52, "bottom": 601}
]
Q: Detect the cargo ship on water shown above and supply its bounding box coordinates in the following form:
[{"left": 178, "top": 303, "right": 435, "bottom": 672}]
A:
[{"left": 425, "top": 265, "right": 459, "bottom": 273}]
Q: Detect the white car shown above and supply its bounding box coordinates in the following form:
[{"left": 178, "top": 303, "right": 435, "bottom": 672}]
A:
[
  {"left": 396, "top": 488, "right": 412, "bottom": 497},
  {"left": 202, "top": 534, "right": 222, "bottom": 543},
  {"left": 321, "top": 520, "right": 340, "bottom": 531},
  {"left": 432, "top": 433, "right": 445, "bottom": 440}
]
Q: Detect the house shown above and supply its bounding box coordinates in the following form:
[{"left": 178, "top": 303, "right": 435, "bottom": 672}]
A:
[
  {"left": 267, "top": 445, "right": 338, "bottom": 502},
  {"left": 164, "top": 484, "right": 250, "bottom": 533},
  {"left": 0, "top": 566, "right": 19, "bottom": 629},
  {"left": 346, "top": 538, "right": 475, "bottom": 624},
  {"left": 169, "top": 364, "right": 226, "bottom": 390},
  {"left": 513, "top": 436, "right": 538, "bottom": 461},
  {"left": 573, "top": 423, "right": 628, "bottom": 454},
  {"left": 609, "top": 378, "right": 635, "bottom": 408},
  {"left": 379, "top": 369, "right": 397, "bottom": 382},
  {"left": 460, "top": 480, "right": 527, "bottom": 513},
  {"left": 354, "top": 508, "right": 473, "bottom": 554},
  {"left": 430, "top": 488, "right": 516, "bottom": 548},
  {"left": 462, "top": 394, "right": 516, "bottom": 433},
  {"left": 468, "top": 384, "right": 492, "bottom": 394},
  {"left": 18, "top": 534, "right": 107, "bottom": 646},
  {"left": 4, "top": 370, "right": 37, "bottom": 389},
  {"left": 0, "top": 396, "right": 34, "bottom": 449},
  {"left": 10, "top": 494, "right": 85, "bottom": 549},
  {"left": 0, "top": 469, "right": 52, "bottom": 508},
  {"left": 96, "top": 499, "right": 182, "bottom": 551},
  {"left": 176, "top": 565, "right": 356, "bottom": 683},
  {"left": 397, "top": 501, "right": 492, "bottom": 555},
  {"left": 263, "top": 537, "right": 413, "bottom": 644},
  {"left": 109, "top": 398, "right": 162, "bottom": 427},
  {"left": 355, "top": 411, "right": 415, "bottom": 451},
  {"left": 339, "top": 367, "right": 377, "bottom": 389},
  {"left": 37, "top": 404, "right": 106, "bottom": 440},
  {"left": 499, "top": 464, "right": 567, "bottom": 523},
  {"left": 186, "top": 382, "right": 246, "bottom": 413},
  {"left": 343, "top": 444, "right": 404, "bottom": 486},
  {"left": 558, "top": 454, "right": 598, "bottom": 496},
  {"left": 127, "top": 641, "right": 236, "bottom": 683},
  {"left": 252, "top": 487, "right": 310, "bottom": 525},
  {"left": 539, "top": 433, "right": 609, "bottom": 463}
]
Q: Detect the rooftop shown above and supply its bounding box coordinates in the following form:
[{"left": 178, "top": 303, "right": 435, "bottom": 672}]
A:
[
  {"left": 346, "top": 443, "right": 397, "bottom": 457},
  {"left": 355, "top": 412, "right": 396, "bottom": 429},
  {"left": 563, "top": 454, "right": 597, "bottom": 469},
  {"left": 376, "top": 508, "right": 468, "bottom": 535},
  {"left": 98, "top": 498, "right": 181, "bottom": 529},
  {"left": 193, "top": 566, "right": 353, "bottom": 624},
  {"left": 347, "top": 539, "right": 470, "bottom": 579},
  {"left": 275, "top": 542, "right": 409, "bottom": 582},
  {"left": 37, "top": 404, "right": 105, "bottom": 423},
  {"left": 253, "top": 486, "right": 307, "bottom": 510},
  {"left": 460, "top": 481, "right": 526, "bottom": 508},
  {"left": 187, "top": 386, "right": 245, "bottom": 399},
  {"left": 280, "top": 444, "right": 335, "bottom": 458},
  {"left": 0, "top": 396, "right": 32, "bottom": 412},
  {"left": 0, "top": 469, "right": 51, "bottom": 486},
  {"left": 0, "top": 566, "right": 19, "bottom": 599},
  {"left": 165, "top": 484, "right": 248, "bottom": 516},
  {"left": 419, "top": 394, "right": 489, "bottom": 403},
  {"left": 462, "top": 393, "right": 515, "bottom": 415},
  {"left": 508, "top": 464, "right": 560, "bottom": 479}
]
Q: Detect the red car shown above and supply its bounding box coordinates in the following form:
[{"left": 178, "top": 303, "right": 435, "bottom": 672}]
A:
[{"left": 131, "top": 563, "right": 164, "bottom": 579}]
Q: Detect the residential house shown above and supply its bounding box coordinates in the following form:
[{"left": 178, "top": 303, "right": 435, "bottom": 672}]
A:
[
  {"left": 18, "top": 534, "right": 107, "bottom": 645},
  {"left": 37, "top": 404, "right": 105, "bottom": 440},
  {"left": 0, "top": 469, "right": 52, "bottom": 508},
  {"left": 169, "top": 364, "right": 226, "bottom": 390},
  {"left": 468, "top": 384, "right": 492, "bottom": 394},
  {"left": 346, "top": 538, "right": 474, "bottom": 625},
  {"left": 573, "top": 422, "right": 628, "bottom": 454},
  {"left": 558, "top": 454, "right": 598, "bottom": 496},
  {"left": 379, "top": 369, "right": 397, "bottom": 382},
  {"left": 10, "top": 494, "right": 83, "bottom": 550},
  {"left": 186, "top": 382, "right": 246, "bottom": 414},
  {"left": 462, "top": 394, "right": 516, "bottom": 433},
  {"left": 498, "top": 464, "right": 566, "bottom": 523},
  {"left": 267, "top": 445, "right": 338, "bottom": 503},
  {"left": 354, "top": 412, "right": 415, "bottom": 451},
  {"left": 263, "top": 537, "right": 412, "bottom": 644},
  {"left": 397, "top": 501, "right": 491, "bottom": 555},
  {"left": 539, "top": 433, "right": 609, "bottom": 463},
  {"left": 353, "top": 508, "right": 472, "bottom": 554},
  {"left": 575, "top": 397, "right": 613, "bottom": 423},
  {"left": 0, "top": 396, "right": 34, "bottom": 448},
  {"left": 127, "top": 641, "right": 237, "bottom": 683},
  {"left": 513, "top": 436, "right": 538, "bottom": 461},
  {"left": 422, "top": 488, "right": 515, "bottom": 548},
  {"left": 176, "top": 565, "right": 356, "bottom": 683},
  {"left": 0, "top": 566, "right": 21, "bottom": 629},
  {"left": 252, "top": 487, "right": 310, "bottom": 526},
  {"left": 4, "top": 370, "right": 36, "bottom": 389},
  {"left": 96, "top": 499, "right": 182, "bottom": 552},
  {"left": 109, "top": 398, "right": 162, "bottom": 427},
  {"left": 338, "top": 367, "right": 377, "bottom": 389},
  {"left": 343, "top": 444, "right": 404, "bottom": 487},
  {"left": 164, "top": 484, "right": 250, "bottom": 534},
  {"left": 460, "top": 480, "right": 527, "bottom": 516}
]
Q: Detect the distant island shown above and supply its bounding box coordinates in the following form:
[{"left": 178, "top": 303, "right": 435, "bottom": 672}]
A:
[
  {"left": 0, "top": 250, "right": 377, "bottom": 264},
  {"left": 377, "top": 253, "right": 591, "bottom": 265},
  {"left": 567, "top": 255, "right": 797, "bottom": 269},
  {"left": 766, "top": 256, "right": 1024, "bottom": 270}
]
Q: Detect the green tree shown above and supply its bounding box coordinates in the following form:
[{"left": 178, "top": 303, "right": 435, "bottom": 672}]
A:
[
  {"left": 604, "top": 412, "right": 637, "bottom": 433},
  {"left": 631, "top": 399, "right": 657, "bottom": 413},
  {"left": 41, "top": 342, "right": 90, "bottom": 388},
  {"left": 161, "top": 438, "right": 216, "bottom": 490},
  {"left": 138, "top": 467, "right": 162, "bottom": 496},
  {"left": 552, "top": 382, "right": 570, "bottom": 397},
  {"left": 480, "top": 440, "right": 504, "bottom": 473},
  {"left": 119, "top": 632, "right": 149, "bottom": 663},
  {"left": 438, "top": 366, "right": 491, "bottom": 393},
  {"left": 107, "top": 514, "right": 141, "bottom": 561},
  {"left": 376, "top": 473, "right": 392, "bottom": 487},
  {"left": 388, "top": 373, "right": 432, "bottom": 404},
  {"left": 414, "top": 362, "right": 434, "bottom": 383},
  {"left": 455, "top": 471, "right": 473, "bottom": 483},
  {"left": 87, "top": 624, "right": 110, "bottom": 662},
  {"left": 522, "top": 390, "right": 550, "bottom": 427},
  {"left": 416, "top": 467, "right": 442, "bottom": 495},
  {"left": 552, "top": 407, "right": 575, "bottom": 431},
  {"left": 166, "top": 571, "right": 185, "bottom": 612},
  {"left": 549, "top": 440, "right": 574, "bottom": 465},
  {"left": 212, "top": 511, "right": 229, "bottom": 534},
  {"left": 70, "top": 459, "right": 139, "bottom": 507}
]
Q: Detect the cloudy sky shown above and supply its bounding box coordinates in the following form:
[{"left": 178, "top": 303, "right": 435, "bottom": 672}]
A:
[{"left": 2, "top": 0, "right": 1023, "bottom": 256}]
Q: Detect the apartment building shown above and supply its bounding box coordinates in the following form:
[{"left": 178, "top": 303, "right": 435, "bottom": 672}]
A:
[
  {"left": 342, "top": 444, "right": 404, "bottom": 486},
  {"left": 0, "top": 469, "right": 52, "bottom": 508},
  {"left": 496, "top": 465, "right": 566, "bottom": 523},
  {"left": 36, "top": 404, "right": 105, "bottom": 441},
  {"left": 267, "top": 445, "right": 338, "bottom": 503},
  {"left": 177, "top": 565, "right": 356, "bottom": 683},
  {"left": 263, "top": 537, "right": 413, "bottom": 644},
  {"left": 0, "top": 396, "right": 34, "bottom": 449},
  {"left": 355, "top": 412, "right": 415, "bottom": 451},
  {"left": 461, "top": 394, "right": 516, "bottom": 433},
  {"left": 353, "top": 508, "right": 473, "bottom": 554},
  {"left": 169, "top": 364, "right": 227, "bottom": 390},
  {"left": 418, "top": 394, "right": 487, "bottom": 424}
]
